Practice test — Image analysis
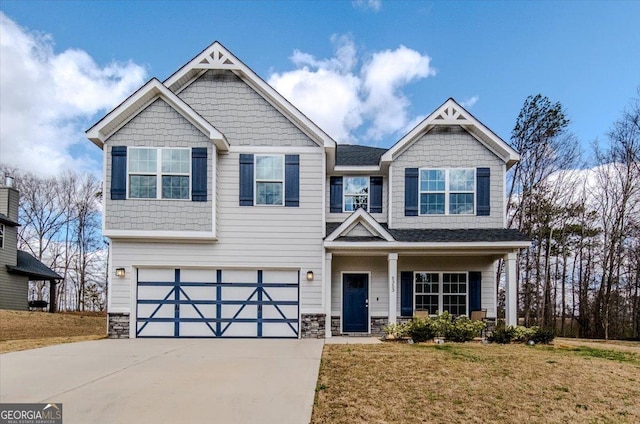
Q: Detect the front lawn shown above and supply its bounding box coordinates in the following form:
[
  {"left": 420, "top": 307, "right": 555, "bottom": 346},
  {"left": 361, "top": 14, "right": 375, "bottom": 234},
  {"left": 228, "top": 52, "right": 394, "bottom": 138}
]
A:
[{"left": 312, "top": 340, "right": 640, "bottom": 423}]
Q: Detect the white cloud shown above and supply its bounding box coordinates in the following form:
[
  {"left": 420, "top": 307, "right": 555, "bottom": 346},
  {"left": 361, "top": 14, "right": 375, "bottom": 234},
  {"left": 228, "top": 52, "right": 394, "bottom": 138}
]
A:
[
  {"left": 352, "top": 0, "right": 382, "bottom": 12},
  {"left": 268, "top": 36, "right": 436, "bottom": 144},
  {"left": 0, "top": 13, "right": 147, "bottom": 176},
  {"left": 461, "top": 95, "right": 479, "bottom": 109}
]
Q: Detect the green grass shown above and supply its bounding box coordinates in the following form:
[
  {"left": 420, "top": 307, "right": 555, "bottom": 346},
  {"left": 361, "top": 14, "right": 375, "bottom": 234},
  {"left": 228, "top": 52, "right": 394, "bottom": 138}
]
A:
[{"left": 568, "top": 346, "right": 640, "bottom": 365}]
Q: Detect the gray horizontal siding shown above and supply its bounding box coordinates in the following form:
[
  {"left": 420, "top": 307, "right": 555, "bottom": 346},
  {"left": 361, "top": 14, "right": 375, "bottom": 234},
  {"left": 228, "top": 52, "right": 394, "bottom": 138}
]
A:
[{"left": 109, "top": 148, "right": 325, "bottom": 313}]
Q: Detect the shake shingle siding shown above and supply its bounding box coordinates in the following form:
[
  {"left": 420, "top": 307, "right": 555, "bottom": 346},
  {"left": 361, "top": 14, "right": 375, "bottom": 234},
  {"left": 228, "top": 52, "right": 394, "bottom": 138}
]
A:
[{"left": 105, "top": 99, "right": 213, "bottom": 232}]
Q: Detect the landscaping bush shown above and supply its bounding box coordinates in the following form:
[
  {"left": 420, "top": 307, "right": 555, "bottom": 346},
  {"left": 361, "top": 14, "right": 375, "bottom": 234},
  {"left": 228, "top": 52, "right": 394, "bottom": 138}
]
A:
[
  {"left": 488, "top": 326, "right": 515, "bottom": 344},
  {"left": 445, "top": 315, "right": 486, "bottom": 342},
  {"left": 431, "top": 311, "right": 453, "bottom": 338},
  {"left": 531, "top": 327, "right": 555, "bottom": 344},
  {"left": 408, "top": 316, "right": 436, "bottom": 342},
  {"left": 513, "top": 325, "right": 538, "bottom": 342},
  {"left": 383, "top": 322, "right": 410, "bottom": 339}
]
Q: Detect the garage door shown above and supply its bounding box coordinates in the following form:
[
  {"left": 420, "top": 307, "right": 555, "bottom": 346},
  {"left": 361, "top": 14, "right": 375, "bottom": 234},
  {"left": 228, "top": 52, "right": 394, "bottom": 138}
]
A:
[{"left": 136, "top": 268, "right": 299, "bottom": 338}]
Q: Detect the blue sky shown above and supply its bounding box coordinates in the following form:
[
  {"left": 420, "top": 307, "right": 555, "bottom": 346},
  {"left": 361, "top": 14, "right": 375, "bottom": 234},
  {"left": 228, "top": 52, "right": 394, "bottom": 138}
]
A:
[{"left": 1, "top": 0, "right": 638, "bottom": 176}]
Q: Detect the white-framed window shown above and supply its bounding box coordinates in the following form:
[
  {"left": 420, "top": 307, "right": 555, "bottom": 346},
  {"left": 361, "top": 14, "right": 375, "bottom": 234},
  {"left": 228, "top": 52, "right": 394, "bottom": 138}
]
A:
[
  {"left": 128, "top": 148, "right": 190, "bottom": 200},
  {"left": 255, "top": 154, "right": 284, "bottom": 205},
  {"left": 0, "top": 223, "right": 4, "bottom": 249},
  {"left": 343, "top": 177, "right": 369, "bottom": 212},
  {"left": 415, "top": 272, "right": 468, "bottom": 316},
  {"left": 419, "top": 168, "right": 475, "bottom": 215}
]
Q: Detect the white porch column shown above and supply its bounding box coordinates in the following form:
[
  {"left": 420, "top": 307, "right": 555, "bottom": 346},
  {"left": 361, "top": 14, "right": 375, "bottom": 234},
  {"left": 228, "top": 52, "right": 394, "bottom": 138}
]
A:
[
  {"left": 388, "top": 253, "right": 398, "bottom": 325},
  {"left": 505, "top": 251, "right": 518, "bottom": 326},
  {"left": 325, "top": 252, "right": 333, "bottom": 338}
]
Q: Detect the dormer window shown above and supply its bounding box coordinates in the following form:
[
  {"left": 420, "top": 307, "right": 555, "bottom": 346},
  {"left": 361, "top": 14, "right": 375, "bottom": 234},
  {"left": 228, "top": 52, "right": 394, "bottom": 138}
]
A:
[{"left": 343, "top": 177, "right": 369, "bottom": 212}]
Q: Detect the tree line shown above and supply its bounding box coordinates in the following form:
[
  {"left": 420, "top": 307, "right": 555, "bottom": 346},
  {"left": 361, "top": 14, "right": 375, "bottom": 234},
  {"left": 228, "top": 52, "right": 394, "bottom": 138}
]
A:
[
  {"left": 0, "top": 167, "right": 106, "bottom": 312},
  {"left": 506, "top": 92, "right": 640, "bottom": 340}
]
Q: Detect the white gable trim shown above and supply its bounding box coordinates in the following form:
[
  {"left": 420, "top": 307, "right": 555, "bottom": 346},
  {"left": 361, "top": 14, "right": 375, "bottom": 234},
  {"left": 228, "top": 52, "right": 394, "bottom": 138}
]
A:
[
  {"left": 325, "top": 208, "right": 394, "bottom": 242},
  {"left": 381, "top": 98, "right": 520, "bottom": 168},
  {"left": 86, "top": 78, "right": 229, "bottom": 152},
  {"left": 164, "top": 41, "right": 336, "bottom": 150}
]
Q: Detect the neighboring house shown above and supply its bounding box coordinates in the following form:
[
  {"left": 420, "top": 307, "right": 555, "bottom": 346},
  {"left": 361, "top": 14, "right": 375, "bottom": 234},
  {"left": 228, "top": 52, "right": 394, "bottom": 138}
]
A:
[
  {"left": 0, "top": 181, "right": 62, "bottom": 311},
  {"left": 87, "top": 42, "right": 529, "bottom": 339}
]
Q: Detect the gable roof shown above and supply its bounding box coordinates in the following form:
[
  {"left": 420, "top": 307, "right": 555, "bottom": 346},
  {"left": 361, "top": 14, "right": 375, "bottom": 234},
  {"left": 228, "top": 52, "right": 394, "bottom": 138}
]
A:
[
  {"left": 164, "top": 41, "right": 337, "bottom": 150},
  {"left": 336, "top": 145, "right": 387, "bottom": 166},
  {"left": 7, "top": 251, "right": 63, "bottom": 280},
  {"left": 86, "top": 78, "right": 229, "bottom": 152},
  {"left": 325, "top": 208, "right": 394, "bottom": 242},
  {"left": 381, "top": 98, "right": 520, "bottom": 169}
]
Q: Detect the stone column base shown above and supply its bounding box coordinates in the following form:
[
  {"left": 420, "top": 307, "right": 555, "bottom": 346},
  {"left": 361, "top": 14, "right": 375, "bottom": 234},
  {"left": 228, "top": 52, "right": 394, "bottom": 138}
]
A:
[
  {"left": 108, "top": 313, "right": 130, "bottom": 339},
  {"left": 300, "top": 313, "right": 326, "bottom": 338}
]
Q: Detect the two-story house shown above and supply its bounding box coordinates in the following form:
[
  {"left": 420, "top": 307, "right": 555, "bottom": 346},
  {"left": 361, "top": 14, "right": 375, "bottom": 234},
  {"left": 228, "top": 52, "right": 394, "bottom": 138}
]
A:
[{"left": 87, "top": 42, "right": 529, "bottom": 339}]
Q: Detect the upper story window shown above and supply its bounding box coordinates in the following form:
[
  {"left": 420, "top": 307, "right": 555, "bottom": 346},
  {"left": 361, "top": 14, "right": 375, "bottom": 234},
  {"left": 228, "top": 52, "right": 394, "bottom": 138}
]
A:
[
  {"left": 255, "top": 155, "right": 284, "bottom": 205},
  {"left": 128, "top": 148, "right": 190, "bottom": 199},
  {"left": 0, "top": 223, "right": 4, "bottom": 248},
  {"left": 343, "top": 177, "right": 369, "bottom": 212},
  {"left": 419, "top": 168, "right": 474, "bottom": 215}
]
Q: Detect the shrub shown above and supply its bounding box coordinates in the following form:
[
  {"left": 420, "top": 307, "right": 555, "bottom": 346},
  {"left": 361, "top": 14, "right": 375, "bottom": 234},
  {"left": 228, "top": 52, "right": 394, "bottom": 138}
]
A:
[
  {"left": 488, "top": 326, "right": 515, "bottom": 344},
  {"left": 531, "top": 327, "right": 555, "bottom": 344},
  {"left": 431, "top": 311, "right": 454, "bottom": 338},
  {"left": 383, "top": 322, "right": 410, "bottom": 339},
  {"left": 445, "top": 315, "right": 486, "bottom": 342},
  {"left": 513, "top": 325, "right": 538, "bottom": 342},
  {"left": 408, "top": 316, "right": 436, "bottom": 342}
]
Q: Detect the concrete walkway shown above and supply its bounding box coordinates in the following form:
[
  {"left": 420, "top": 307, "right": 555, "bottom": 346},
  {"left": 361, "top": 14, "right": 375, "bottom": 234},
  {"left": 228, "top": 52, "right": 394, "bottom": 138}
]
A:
[{"left": 0, "top": 339, "right": 324, "bottom": 424}]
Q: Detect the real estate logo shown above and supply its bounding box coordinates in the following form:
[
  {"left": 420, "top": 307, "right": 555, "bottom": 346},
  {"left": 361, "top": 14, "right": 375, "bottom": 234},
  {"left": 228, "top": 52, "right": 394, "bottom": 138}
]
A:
[{"left": 0, "top": 403, "right": 62, "bottom": 424}]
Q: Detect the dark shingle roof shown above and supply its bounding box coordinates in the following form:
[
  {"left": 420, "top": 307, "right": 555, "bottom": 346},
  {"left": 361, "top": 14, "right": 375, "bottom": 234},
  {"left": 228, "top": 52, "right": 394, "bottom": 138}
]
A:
[
  {"left": 6, "top": 251, "right": 63, "bottom": 280},
  {"left": 0, "top": 212, "right": 19, "bottom": 226},
  {"left": 336, "top": 145, "right": 387, "bottom": 166},
  {"left": 387, "top": 228, "right": 530, "bottom": 243},
  {"left": 326, "top": 222, "right": 529, "bottom": 243}
]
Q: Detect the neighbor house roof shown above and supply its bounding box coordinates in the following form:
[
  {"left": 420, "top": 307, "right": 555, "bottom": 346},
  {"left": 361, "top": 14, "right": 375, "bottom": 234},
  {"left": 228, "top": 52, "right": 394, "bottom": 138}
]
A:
[
  {"left": 0, "top": 212, "right": 19, "bottom": 226},
  {"left": 335, "top": 145, "right": 387, "bottom": 166},
  {"left": 6, "top": 251, "right": 63, "bottom": 280}
]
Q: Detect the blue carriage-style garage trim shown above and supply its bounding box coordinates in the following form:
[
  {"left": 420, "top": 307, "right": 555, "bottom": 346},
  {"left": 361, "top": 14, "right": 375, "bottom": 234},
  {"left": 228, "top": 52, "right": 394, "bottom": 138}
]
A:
[{"left": 136, "top": 269, "right": 300, "bottom": 338}]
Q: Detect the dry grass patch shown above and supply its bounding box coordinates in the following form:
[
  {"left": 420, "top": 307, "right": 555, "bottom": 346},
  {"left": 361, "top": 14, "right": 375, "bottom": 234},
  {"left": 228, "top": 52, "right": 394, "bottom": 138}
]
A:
[
  {"left": 0, "top": 310, "right": 107, "bottom": 353},
  {"left": 312, "top": 342, "right": 640, "bottom": 423}
]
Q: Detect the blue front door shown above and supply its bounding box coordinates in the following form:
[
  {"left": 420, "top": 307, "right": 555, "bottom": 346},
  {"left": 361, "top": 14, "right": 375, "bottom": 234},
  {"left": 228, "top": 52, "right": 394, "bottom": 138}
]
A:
[{"left": 343, "top": 273, "right": 368, "bottom": 333}]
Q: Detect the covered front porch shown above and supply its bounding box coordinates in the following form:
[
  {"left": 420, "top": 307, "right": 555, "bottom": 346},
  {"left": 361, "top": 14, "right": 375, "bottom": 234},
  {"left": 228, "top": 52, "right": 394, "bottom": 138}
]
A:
[{"left": 323, "top": 249, "right": 522, "bottom": 337}]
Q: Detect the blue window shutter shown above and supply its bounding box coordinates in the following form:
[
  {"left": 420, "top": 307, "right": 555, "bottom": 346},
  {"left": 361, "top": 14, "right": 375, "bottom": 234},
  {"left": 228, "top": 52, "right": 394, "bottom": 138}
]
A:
[
  {"left": 330, "top": 177, "right": 343, "bottom": 213},
  {"left": 469, "top": 271, "right": 482, "bottom": 312},
  {"left": 370, "top": 176, "right": 383, "bottom": 213},
  {"left": 191, "top": 148, "right": 207, "bottom": 202},
  {"left": 400, "top": 271, "right": 414, "bottom": 317},
  {"left": 285, "top": 155, "right": 299, "bottom": 207},
  {"left": 239, "top": 154, "right": 254, "bottom": 206},
  {"left": 110, "top": 146, "right": 127, "bottom": 200},
  {"left": 476, "top": 167, "right": 490, "bottom": 216},
  {"left": 404, "top": 168, "right": 418, "bottom": 216}
]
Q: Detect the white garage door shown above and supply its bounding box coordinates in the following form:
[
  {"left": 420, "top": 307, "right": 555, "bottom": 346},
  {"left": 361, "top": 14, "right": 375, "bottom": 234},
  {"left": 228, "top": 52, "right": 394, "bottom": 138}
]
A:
[{"left": 136, "top": 268, "right": 299, "bottom": 338}]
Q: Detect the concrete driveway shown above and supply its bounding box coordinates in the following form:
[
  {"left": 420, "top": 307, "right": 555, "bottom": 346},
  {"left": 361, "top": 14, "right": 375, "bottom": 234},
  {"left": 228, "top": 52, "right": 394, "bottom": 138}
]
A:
[{"left": 0, "top": 338, "right": 324, "bottom": 424}]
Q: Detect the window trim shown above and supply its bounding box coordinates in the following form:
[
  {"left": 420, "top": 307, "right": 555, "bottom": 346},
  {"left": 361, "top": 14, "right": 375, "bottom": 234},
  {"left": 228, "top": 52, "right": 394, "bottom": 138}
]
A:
[
  {"left": 418, "top": 168, "right": 475, "bottom": 215},
  {"left": 413, "top": 271, "right": 469, "bottom": 316},
  {"left": 0, "top": 223, "right": 4, "bottom": 249},
  {"left": 254, "top": 154, "right": 285, "bottom": 206},
  {"left": 343, "top": 176, "right": 370, "bottom": 213},
  {"left": 127, "top": 147, "right": 192, "bottom": 200}
]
